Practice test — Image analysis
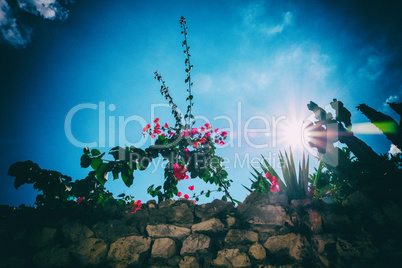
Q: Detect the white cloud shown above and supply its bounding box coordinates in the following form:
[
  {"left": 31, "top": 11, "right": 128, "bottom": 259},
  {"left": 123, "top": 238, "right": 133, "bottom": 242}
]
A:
[
  {"left": 263, "top": 11, "right": 293, "bottom": 35},
  {"left": 385, "top": 95, "right": 399, "bottom": 103},
  {"left": 242, "top": 1, "right": 293, "bottom": 36},
  {"left": 0, "top": 0, "right": 71, "bottom": 47},
  {"left": 389, "top": 144, "right": 402, "bottom": 156},
  {"left": 17, "top": 0, "right": 69, "bottom": 20},
  {"left": 0, "top": 0, "right": 30, "bottom": 47},
  {"left": 381, "top": 95, "right": 400, "bottom": 113}
]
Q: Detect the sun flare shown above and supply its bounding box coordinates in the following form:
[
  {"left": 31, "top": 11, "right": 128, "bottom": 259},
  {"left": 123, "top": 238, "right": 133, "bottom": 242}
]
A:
[{"left": 277, "top": 118, "right": 307, "bottom": 151}]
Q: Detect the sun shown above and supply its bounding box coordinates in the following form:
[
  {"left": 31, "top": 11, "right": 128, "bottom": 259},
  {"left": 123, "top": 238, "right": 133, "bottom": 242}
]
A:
[{"left": 276, "top": 117, "right": 307, "bottom": 151}]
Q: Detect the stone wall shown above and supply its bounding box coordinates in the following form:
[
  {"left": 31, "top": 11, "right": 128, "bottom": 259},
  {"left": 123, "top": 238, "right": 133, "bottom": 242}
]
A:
[{"left": 1, "top": 192, "right": 402, "bottom": 267}]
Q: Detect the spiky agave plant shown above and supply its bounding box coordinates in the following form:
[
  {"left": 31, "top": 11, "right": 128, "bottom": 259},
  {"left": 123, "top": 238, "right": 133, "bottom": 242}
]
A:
[{"left": 246, "top": 148, "right": 309, "bottom": 201}]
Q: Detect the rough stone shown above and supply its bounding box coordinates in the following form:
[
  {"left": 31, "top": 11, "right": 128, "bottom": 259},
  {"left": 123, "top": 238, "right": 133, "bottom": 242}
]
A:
[
  {"left": 336, "top": 238, "right": 359, "bottom": 260},
  {"left": 129, "top": 209, "right": 149, "bottom": 233},
  {"left": 61, "top": 220, "right": 93, "bottom": 242},
  {"left": 225, "top": 229, "right": 258, "bottom": 245},
  {"left": 336, "top": 236, "right": 377, "bottom": 262},
  {"left": 312, "top": 234, "right": 335, "bottom": 254},
  {"left": 32, "top": 245, "right": 71, "bottom": 267},
  {"left": 318, "top": 255, "right": 330, "bottom": 267},
  {"left": 92, "top": 219, "right": 139, "bottom": 243},
  {"left": 70, "top": 238, "right": 107, "bottom": 266},
  {"left": 194, "top": 199, "right": 234, "bottom": 221},
  {"left": 179, "top": 256, "right": 200, "bottom": 268},
  {"left": 382, "top": 203, "right": 402, "bottom": 225},
  {"left": 226, "top": 215, "right": 236, "bottom": 228},
  {"left": 238, "top": 204, "right": 284, "bottom": 230},
  {"left": 191, "top": 218, "right": 224, "bottom": 234},
  {"left": 257, "top": 265, "right": 293, "bottom": 268},
  {"left": 238, "top": 192, "right": 270, "bottom": 209},
  {"left": 0, "top": 256, "right": 26, "bottom": 268},
  {"left": 149, "top": 203, "right": 194, "bottom": 226},
  {"left": 248, "top": 243, "right": 266, "bottom": 260},
  {"left": 264, "top": 233, "right": 309, "bottom": 261},
  {"left": 345, "top": 192, "right": 374, "bottom": 212},
  {"left": 151, "top": 238, "right": 177, "bottom": 259},
  {"left": 180, "top": 234, "right": 211, "bottom": 255},
  {"left": 290, "top": 199, "right": 311, "bottom": 208},
  {"left": 108, "top": 235, "right": 151, "bottom": 267},
  {"left": 146, "top": 224, "right": 191, "bottom": 240},
  {"left": 321, "top": 213, "right": 351, "bottom": 233},
  {"left": 269, "top": 194, "right": 289, "bottom": 206},
  {"left": 212, "top": 248, "right": 252, "bottom": 268},
  {"left": 307, "top": 209, "right": 323, "bottom": 233},
  {"left": 149, "top": 207, "right": 170, "bottom": 224},
  {"left": 169, "top": 203, "right": 194, "bottom": 224},
  {"left": 29, "top": 227, "right": 57, "bottom": 248},
  {"left": 147, "top": 200, "right": 157, "bottom": 210},
  {"left": 158, "top": 199, "right": 175, "bottom": 208}
]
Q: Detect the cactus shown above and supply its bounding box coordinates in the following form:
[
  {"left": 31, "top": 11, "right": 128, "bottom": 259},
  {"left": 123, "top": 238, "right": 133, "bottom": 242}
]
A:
[{"left": 357, "top": 103, "right": 402, "bottom": 150}]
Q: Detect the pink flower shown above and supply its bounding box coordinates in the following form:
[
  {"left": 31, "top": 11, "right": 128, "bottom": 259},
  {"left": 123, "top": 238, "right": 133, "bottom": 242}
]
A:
[
  {"left": 200, "top": 137, "right": 207, "bottom": 144},
  {"left": 201, "top": 126, "right": 205, "bottom": 132},
  {"left": 219, "top": 140, "right": 225, "bottom": 145},
  {"left": 215, "top": 139, "right": 219, "bottom": 143},
  {"left": 184, "top": 194, "right": 189, "bottom": 199},
  {"left": 151, "top": 134, "right": 156, "bottom": 139},
  {"left": 191, "top": 128, "right": 198, "bottom": 135},
  {"left": 173, "top": 163, "right": 188, "bottom": 181},
  {"left": 170, "top": 132, "right": 174, "bottom": 136},
  {"left": 154, "top": 118, "right": 159, "bottom": 123},
  {"left": 266, "top": 172, "right": 280, "bottom": 193},
  {"left": 215, "top": 128, "right": 220, "bottom": 134},
  {"left": 77, "top": 197, "right": 85, "bottom": 204},
  {"left": 131, "top": 200, "right": 142, "bottom": 214},
  {"left": 143, "top": 124, "right": 151, "bottom": 132},
  {"left": 183, "top": 130, "right": 190, "bottom": 137},
  {"left": 164, "top": 123, "right": 169, "bottom": 128},
  {"left": 193, "top": 141, "right": 199, "bottom": 148},
  {"left": 265, "top": 172, "right": 276, "bottom": 183},
  {"left": 205, "top": 123, "right": 212, "bottom": 130},
  {"left": 205, "top": 132, "right": 211, "bottom": 137},
  {"left": 221, "top": 131, "right": 228, "bottom": 136},
  {"left": 189, "top": 185, "right": 194, "bottom": 191},
  {"left": 177, "top": 192, "right": 182, "bottom": 197},
  {"left": 270, "top": 181, "right": 280, "bottom": 193},
  {"left": 161, "top": 133, "right": 166, "bottom": 137}
]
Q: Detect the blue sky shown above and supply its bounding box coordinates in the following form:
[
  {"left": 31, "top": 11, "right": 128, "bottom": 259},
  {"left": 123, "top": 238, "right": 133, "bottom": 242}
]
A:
[{"left": 1, "top": 0, "right": 401, "bottom": 206}]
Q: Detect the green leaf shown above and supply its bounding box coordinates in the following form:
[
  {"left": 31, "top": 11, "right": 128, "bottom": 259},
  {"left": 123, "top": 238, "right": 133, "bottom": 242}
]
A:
[
  {"left": 242, "top": 184, "right": 253, "bottom": 192},
  {"left": 80, "top": 154, "right": 92, "bottom": 168},
  {"left": 137, "top": 156, "right": 150, "bottom": 170},
  {"left": 91, "top": 149, "right": 101, "bottom": 156},
  {"left": 121, "top": 163, "right": 134, "bottom": 187},
  {"left": 91, "top": 158, "right": 102, "bottom": 170},
  {"left": 222, "top": 195, "right": 227, "bottom": 201},
  {"left": 95, "top": 163, "right": 108, "bottom": 186},
  {"left": 83, "top": 147, "right": 90, "bottom": 154}
]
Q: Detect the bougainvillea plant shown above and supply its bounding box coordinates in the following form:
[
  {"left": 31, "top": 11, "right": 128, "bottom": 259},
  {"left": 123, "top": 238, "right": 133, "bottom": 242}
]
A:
[{"left": 80, "top": 16, "right": 233, "bottom": 204}]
